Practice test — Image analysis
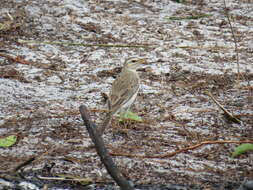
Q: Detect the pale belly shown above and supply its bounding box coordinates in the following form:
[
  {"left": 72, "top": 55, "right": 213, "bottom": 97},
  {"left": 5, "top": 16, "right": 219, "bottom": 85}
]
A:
[{"left": 115, "top": 88, "right": 139, "bottom": 115}]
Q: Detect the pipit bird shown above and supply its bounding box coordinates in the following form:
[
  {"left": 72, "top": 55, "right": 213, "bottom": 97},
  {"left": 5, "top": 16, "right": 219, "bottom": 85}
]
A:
[{"left": 100, "top": 57, "right": 146, "bottom": 135}]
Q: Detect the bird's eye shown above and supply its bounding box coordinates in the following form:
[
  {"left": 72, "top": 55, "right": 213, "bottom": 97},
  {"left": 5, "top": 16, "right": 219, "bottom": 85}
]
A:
[{"left": 132, "top": 60, "right": 137, "bottom": 63}]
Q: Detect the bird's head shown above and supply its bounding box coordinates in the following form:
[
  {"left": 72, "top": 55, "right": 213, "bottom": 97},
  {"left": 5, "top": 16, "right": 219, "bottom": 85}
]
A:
[{"left": 123, "top": 57, "right": 147, "bottom": 71}]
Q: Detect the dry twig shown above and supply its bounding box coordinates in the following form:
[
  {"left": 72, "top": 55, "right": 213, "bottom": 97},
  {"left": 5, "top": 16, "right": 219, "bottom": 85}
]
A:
[
  {"left": 0, "top": 53, "right": 31, "bottom": 65},
  {"left": 110, "top": 140, "right": 253, "bottom": 159},
  {"left": 18, "top": 39, "right": 153, "bottom": 48},
  {"left": 205, "top": 91, "right": 241, "bottom": 124},
  {"left": 223, "top": 0, "right": 241, "bottom": 78}
]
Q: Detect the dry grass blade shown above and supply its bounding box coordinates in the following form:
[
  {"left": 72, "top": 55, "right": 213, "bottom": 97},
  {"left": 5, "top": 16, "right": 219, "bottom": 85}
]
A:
[{"left": 204, "top": 91, "right": 241, "bottom": 124}]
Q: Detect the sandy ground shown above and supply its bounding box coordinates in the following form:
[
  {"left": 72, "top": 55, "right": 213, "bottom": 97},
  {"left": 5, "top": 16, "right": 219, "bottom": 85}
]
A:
[{"left": 0, "top": 0, "right": 252, "bottom": 189}]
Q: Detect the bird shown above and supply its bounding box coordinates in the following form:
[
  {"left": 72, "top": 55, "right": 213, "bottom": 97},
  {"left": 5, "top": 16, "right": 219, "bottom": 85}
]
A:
[{"left": 99, "top": 57, "right": 146, "bottom": 135}]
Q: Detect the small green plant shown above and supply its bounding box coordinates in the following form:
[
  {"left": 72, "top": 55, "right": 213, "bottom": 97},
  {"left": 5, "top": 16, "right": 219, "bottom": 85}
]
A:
[
  {"left": 0, "top": 135, "right": 17, "bottom": 147},
  {"left": 232, "top": 143, "right": 253, "bottom": 158},
  {"left": 118, "top": 111, "right": 142, "bottom": 122}
]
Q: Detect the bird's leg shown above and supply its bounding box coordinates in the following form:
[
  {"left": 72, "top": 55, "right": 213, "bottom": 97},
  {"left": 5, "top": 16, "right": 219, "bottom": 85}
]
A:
[
  {"left": 116, "top": 107, "right": 130, "bottom": 122},
  {"left": 119, "top": 112, "right": 128, "bottom": 120},
  {"left": 122, "top": 106, "right": 131, "bottom": 120}
]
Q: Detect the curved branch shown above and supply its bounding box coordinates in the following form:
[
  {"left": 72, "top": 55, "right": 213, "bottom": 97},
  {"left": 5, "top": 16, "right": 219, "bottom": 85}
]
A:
[{"left": 79, "top": 105, "right": 134, "bottom": 190}]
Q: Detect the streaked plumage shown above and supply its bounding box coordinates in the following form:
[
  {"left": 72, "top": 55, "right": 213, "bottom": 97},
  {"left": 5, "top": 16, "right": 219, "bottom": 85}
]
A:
[{"left": 99, "top": 57, "right": 146, "bottom": 135}]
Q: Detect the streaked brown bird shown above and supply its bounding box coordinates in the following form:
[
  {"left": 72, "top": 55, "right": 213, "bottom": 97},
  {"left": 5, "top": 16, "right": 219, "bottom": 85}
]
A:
[{"left": 100, "top": 57, "right": 146, "bottom": 135}]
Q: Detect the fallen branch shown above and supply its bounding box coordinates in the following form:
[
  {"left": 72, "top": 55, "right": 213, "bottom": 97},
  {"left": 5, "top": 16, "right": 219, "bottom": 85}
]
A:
[
  {"left": 110, "top": 140, "right": 253, "bottom": 159},
  {"left": 79, "top": 105, "right": 134, "bottom": 190}
]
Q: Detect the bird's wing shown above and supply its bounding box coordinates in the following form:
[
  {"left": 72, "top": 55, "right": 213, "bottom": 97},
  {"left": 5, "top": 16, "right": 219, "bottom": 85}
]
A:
[{"left": 109, "top": 71, "right": 139, "bottom": 114}]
